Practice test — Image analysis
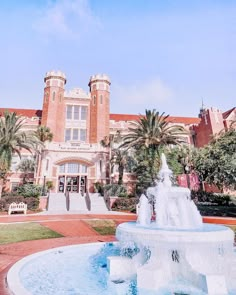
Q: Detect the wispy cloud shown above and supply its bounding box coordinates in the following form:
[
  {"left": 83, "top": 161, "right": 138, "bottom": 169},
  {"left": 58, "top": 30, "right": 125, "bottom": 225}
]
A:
[
  {"left": 112, "top": 77, "right": 173, "bottom": 113},
  {"left": 33, "top": 0, "right": 100, "bottom": 39}
]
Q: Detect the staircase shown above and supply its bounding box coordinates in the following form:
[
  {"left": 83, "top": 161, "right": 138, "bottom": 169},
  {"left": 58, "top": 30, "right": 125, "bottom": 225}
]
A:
[
  {"left": 89, "top": 193, "right": 109, "bottom": 212},
  {"left": 46, "top": 192, "right": 109, "bottom": 213}
]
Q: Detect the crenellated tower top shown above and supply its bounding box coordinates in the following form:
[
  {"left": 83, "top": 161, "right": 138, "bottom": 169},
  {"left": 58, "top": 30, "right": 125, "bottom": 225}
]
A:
[
  {"left": 44, "top": 70, "right": 67, "bottom": 85},
  {"left": 88, "top": 74, "right": 111, "bottom": 92}
]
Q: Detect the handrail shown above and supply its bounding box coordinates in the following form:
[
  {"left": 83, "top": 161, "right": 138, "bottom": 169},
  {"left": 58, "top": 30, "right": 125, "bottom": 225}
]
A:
[
  {"left": 103, "top": 191, "right": 111, "bottom": 211},
  {"left": 65, "top": 191, "right": 70, "bottom": 211},
  {"left": 46, "top": 192, "right": 50, "bottom": 211},
  {"left": 85, "top": 191, "right": 91, "bottom": 211}
]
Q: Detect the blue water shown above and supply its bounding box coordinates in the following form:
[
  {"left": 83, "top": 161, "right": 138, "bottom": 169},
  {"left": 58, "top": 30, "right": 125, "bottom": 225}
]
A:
[{"left": 19, "top": 242, "right": 235, "bottom": 295}]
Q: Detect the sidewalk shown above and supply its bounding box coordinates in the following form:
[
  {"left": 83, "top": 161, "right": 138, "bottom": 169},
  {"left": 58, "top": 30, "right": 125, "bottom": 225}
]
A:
[{"left": 0, "top": 213, "right": 136, "bottom": 295}]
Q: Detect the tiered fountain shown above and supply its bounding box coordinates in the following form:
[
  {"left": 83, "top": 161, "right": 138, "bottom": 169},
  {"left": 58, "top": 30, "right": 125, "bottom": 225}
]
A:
[
  {"left": 7, "top": 154, "right": 236, "bottom": 295},
  {"left": 109, "top": 154, "right": 235, "bottom": 294}
]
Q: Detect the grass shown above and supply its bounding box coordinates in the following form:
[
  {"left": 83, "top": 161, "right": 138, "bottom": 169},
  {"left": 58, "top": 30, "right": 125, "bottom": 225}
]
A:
[
  {"left": 85, "top": 219, "right": 117, "bottom": 235},
  {"left": 0, "top": 223, "right": 63, "bottom": 245}
]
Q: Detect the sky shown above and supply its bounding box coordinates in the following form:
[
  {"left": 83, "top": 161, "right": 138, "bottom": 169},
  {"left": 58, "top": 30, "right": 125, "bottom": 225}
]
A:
[{"left": 0, "top": 0, "right": 235, "bottom": 117}]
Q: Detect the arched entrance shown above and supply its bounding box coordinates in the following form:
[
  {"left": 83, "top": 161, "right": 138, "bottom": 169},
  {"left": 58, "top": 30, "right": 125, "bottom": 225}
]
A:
[{"left": 56, "top": 159, "right": 92, "bottom": 194}]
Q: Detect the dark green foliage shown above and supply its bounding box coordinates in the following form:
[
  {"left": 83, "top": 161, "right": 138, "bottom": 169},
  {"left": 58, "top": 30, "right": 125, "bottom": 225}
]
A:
[
  {"left": 94, "top": 181, "right": 104, "bottom": 195},
  {"left": 191, "top": 190, "right": 231, "bottom": 206},
  {"left": 0, "top": 195, "right": 39, "bottom": 211},
  {"left": 17, "top": 184, "right": 43, "bottom": 198},
  {"left": 193, "top": 129, "right": 236, "bottom": 190},
  {"left": 197, "top": 205, "right": 236, "bottom": 218},
  {"left": 111, "top": 197, "right": 137, "bottom": 212},
  {"left": 132, "top": 147, "right": 161, "bottom": 195},
  {"left": 104, "top": 184, "right": 127, "bottom": 197}
]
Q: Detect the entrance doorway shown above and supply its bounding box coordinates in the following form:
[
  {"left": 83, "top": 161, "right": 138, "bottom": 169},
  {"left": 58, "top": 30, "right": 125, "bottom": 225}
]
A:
[{"left": 58, "top": 175, "right": 87, "bottom": 194}]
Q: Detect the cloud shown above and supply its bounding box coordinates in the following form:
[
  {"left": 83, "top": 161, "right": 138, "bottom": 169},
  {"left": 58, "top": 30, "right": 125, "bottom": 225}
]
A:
[
  {"left": 33, "top": 0, "right": 100, "bottom": 39},
  {"left": 112, "top": 77, "right": 173, "bottom": 112}
]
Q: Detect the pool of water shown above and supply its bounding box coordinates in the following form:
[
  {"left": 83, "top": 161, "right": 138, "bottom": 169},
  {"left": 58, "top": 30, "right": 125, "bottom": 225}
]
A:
[{"left": 7, "top": 242, "right": 236, "bottom": 295}]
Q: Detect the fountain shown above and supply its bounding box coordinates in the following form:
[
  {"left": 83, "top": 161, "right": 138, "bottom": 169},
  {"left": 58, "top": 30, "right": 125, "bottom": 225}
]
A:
[
  {"left": 112, "top": 154, "right": 235, "bottom": 294},
  {"left": 7, "top": 154, "right": 236, "bottom": 295}
]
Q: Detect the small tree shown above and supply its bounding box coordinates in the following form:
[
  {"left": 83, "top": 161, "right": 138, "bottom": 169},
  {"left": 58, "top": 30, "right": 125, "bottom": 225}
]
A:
[
  {"left": 17, "top": 159, "right": 35, "bottom": 184},
  {"left": 193, "top": 129, "right": 236, "bottom": 191}
]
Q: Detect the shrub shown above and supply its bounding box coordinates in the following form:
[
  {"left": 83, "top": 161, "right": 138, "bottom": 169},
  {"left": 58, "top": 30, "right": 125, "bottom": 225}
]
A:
[
  {"left": 104, "top": 184, "right": 127, "bottom": 197},
  {"left": 46, "top": 181, "right": 54, "bottom": 191},
  {"left": 24, "top": 197, "right": 40, "bottom": 210},
  {"left": 94, "top": 182, "right": 104, "bottom": 195},
  {"left": 17, "top": 184, "right": 43, "bottom": 198},
  {"left": 191, "top": 191, "right": 231, "bottom": 206},
  {"left": 0, "top": 195, "right": 40, "bottom": 211},
  {"left": 112, "top": 197, "right": 137, "bottom": 212}
]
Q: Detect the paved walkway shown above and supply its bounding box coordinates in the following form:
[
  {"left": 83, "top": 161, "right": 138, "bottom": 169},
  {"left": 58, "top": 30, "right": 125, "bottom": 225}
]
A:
[
  {"left": 0, "top": 213, "right": 235, "bottom": 295},
  {"left": 0, "top": 213, "right": 136, "bottom": 295}
]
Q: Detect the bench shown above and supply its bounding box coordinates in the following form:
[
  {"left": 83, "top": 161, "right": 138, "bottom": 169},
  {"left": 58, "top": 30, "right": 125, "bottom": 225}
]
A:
[{"left": 8, "top": 202, "right": 27, "bottom": 215}]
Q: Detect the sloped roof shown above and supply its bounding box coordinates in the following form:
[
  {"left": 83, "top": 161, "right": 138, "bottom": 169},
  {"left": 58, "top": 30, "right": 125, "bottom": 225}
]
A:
[
  {"left": 110, "top": 113, "right": 200, "bottom": 125},
  {"left": 222, "top": 107, "right": 236, "bottom": 119},
  {"left": 0, "top": 108, "right": 42, "bottom": 118}
]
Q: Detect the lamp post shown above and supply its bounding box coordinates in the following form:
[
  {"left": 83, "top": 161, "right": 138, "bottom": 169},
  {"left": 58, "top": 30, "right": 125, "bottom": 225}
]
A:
[{"left": 185, "top": 165, "right": 190, "bottom": 189}]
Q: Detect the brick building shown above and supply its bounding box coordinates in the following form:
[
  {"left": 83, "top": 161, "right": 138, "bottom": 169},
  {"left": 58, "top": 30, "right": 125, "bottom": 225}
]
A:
[{"left": 0, "top": 71, "right": 235, "bottom": 193}]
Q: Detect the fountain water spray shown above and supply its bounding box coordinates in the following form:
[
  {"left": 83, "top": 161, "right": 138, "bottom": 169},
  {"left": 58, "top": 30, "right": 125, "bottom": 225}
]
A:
[{"left": 113, "top": 154, "right": 235, "bottom": 294}]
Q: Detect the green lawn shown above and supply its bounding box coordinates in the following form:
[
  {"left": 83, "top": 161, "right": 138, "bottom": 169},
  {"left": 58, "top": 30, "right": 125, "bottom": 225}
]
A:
[
  {"left": 0, "top": 223, "right": 63, "bottom": 245},
  {"left": 85, "top": 219, "right": 117, "bottom": 235}
]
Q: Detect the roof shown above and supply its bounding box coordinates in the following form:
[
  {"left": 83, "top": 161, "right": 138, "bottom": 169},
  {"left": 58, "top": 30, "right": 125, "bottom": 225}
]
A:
[
  {"left": 222, "top": 107, "right": 236, "bottom": 119},
  {"left": 110, "top": 113, "right": 200, "bottom": 125},
  {"left": 0, "top": 108, "right": 42, "bottom": 118}
]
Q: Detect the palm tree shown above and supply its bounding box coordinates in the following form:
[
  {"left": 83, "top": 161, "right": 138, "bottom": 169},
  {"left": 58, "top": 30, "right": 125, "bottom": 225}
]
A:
[
  {"left": 34, "top": 125, "right": 53, "bottom": 188},
  {"left": 0, "top": 111, "right": 41, "bottom": 197},
  {"left": 111, "top": 149, "right": 133, "bottom": 185},
  {"left": 100, "top": 131, "right": 121, "bottom": 184},
  {"left": 35, "top": 126, "right": 53, "bottom": 142},
  {"left": 120, "top": 109, "right": 187, "bottom": 152},
  {"left": 17, "top": 158, "right": 36, "bottom": 184},
  {"left": 120, "top": 109, "right": 187, "bottom": 187}
]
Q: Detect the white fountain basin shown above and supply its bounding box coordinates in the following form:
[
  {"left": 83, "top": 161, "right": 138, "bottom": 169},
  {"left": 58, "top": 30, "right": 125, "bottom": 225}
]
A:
[{"left": 116, "top": 222, "right": 234, "bottom": 247}]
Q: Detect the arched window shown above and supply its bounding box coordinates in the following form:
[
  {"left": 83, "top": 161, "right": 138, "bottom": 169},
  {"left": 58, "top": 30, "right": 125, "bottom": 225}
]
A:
[
  {"left": 93, "top": 95, "right": 96, "bottom": 105},
  {"left": 52, "top": 92, "right": 56, "bottom": 101},
  {"left": 100, "top": 95, "right": 103, "bottom": 104}
]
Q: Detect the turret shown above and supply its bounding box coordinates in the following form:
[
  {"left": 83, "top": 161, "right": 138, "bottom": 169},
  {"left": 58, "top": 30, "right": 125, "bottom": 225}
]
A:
[
  {"left": 41, "top": 71, "right": 66, "bottom": 142},
  {"left": 88, "top": 74, "right": 111, "bottom": 143}
]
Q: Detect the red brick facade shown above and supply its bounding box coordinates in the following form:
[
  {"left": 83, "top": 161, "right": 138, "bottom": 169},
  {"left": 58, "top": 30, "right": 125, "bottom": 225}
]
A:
[{"left": 0, "top": 70, "right": 235, "bottom": 193}]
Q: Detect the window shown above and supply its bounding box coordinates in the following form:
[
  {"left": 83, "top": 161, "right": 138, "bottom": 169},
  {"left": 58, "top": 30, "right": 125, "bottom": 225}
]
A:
[
  {"left": 100, "top": 95, "right": 103, "bottom": 104},
  {"left": 81, "top": 106, "right": 87, "bottom": 120},
  {"left": 59, "top": 164, "right": 65, "bottom": 173},
  {"left": 65, "top": 128, "right": 71, "bottom": 141},
  {"left": 93, "top": 95, "right": 96, "bottom": 105},
  {"left": 72, "top": 129, "right": 79, "bottom": 141},
  {"left": 66, "top": 105, "right": 87, "bottom": 120},
  {"left": 68, "top": 163, "right": 79, "bottom": 173},
  {"left": 11, "top": 182, "right": 20, "bottom": 192},
  {"left": 74, "top": 106, "right": 80, "bottom": 120},
  {"left": 46, "top": 159, "right": 49, "bottom": 171},
  {"left": 80, "top": 129, "right": 86, "bottom": 141},
  {"left": 80, "top": 165, "right": 87, "bottom": 173},
  {"left": 65, "top": 128, "right": 86, "bottom": 142},
  {"left": 66, "top": 105, "right": 73, "bottom": 120},
  {"left": 59, "top": 93, "right": 62, "bottom": 102},
  {"left": 52, "top": 92, "right": 56, "bottom": 101}
]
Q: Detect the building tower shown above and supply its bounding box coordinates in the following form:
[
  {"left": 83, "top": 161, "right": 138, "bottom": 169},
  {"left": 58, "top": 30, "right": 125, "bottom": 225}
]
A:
[
  {"left": 41, "top": 71, "right": 67, "bottom": 142},
  {"left": 88, "top": 74, "right": 111, "bottom": 143}
]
